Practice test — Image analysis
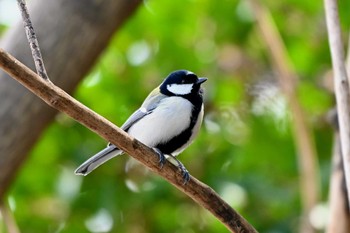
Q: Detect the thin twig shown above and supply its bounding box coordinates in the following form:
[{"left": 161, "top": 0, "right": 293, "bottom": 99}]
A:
[
  {"left": 16, "top": 0, "right": 49, "bottom": 81},
  {"left": 324, "top": 0, "right": 350, "bottom": 208},
  {"left": 0, "top": 49, "right": 258, "bottom": 233},
  {"left": 0, "top": 200, "right": 20, "bottom": 233},
  {"left": 248, "top": 1, "right": 319, "bottom": 232}
]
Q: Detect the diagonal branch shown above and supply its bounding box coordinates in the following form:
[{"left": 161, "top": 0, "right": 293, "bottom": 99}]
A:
[
  {"left": 0, "top": 49, "right": 258, "bottom": 233},
  {"left": 324, "top": 0, "right": 350, "bottom": 207}
]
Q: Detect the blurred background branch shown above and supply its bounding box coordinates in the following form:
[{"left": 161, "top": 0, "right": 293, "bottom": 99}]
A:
[
  {"left": 248, "top": 1, "right": 320, "bottom": 232},
  {"left": 0, "top": 200, "right": 20, "bottom": 233}
]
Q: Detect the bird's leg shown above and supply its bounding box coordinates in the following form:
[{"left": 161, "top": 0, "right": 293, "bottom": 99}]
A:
[
  {"left": 168, "top": 154, "right": 190, "bottom": 184},
  {"left": 153, "top": 148, "right": 166, "bottom": 169}
]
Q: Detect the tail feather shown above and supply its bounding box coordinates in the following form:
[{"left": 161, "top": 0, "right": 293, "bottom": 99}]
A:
[{"left": 75, "top": 145, "right": 123, "bottom": 176}]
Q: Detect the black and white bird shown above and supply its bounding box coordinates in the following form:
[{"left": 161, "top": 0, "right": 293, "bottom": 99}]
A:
[{"left": 75, "top": 70, "right": 207, "bottom": 183}]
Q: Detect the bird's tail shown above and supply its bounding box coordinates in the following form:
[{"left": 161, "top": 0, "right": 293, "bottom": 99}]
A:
[{"left": 75, "top": 145, "right": 123, "bottom": 176}]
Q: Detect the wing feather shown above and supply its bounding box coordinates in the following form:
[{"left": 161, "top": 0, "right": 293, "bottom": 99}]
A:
[{"left": 121, "top": 89, "right": 167, "bottom": 131}]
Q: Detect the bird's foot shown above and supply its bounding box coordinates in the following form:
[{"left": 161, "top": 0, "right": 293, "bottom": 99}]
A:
[
  {"left": 168, "top": 154, "right": 190, "bottom": 185},
  {"left": 153, "top": 148, "right": 166, "bottom": 169}
]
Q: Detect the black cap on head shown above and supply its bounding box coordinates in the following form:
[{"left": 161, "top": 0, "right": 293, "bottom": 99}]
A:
[{"left": 160, "top": 70, "right": 207, "bottom": 96}]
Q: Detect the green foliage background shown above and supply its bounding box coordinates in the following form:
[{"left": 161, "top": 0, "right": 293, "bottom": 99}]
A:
[{"left": 2, "top": 0, "right": 349, "bottom": 232}]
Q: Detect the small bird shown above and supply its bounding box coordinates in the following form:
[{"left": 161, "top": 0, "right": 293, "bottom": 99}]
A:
[{"left": 75, "top": 70, "right": 207, "bottom": 183}]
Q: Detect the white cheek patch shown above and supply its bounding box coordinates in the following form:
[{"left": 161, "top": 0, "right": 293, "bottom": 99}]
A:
[{"left": 167, "top": 83, "right": 193, "bottom": 95}]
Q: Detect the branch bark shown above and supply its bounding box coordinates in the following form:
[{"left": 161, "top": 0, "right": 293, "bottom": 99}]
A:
[
  {"left": 0, "top": 49, "right": 258, "bottom": 233},
  {"left": 324, "top": 0, "right": 350, "bottom": 207},
  {"left": 248, "top": 2, "right": 320, "bottom": 232}
]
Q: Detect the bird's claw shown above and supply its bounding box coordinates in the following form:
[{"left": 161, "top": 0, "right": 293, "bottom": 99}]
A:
[
  {"left": 179, "top": 165, "right": 190, "bottom": 184},
  {"left": 153, "top": 149, "right": 190, "bottom": 184},
  {"left": 169, "top": 154, "right": 190, "bottom": 185},
  {"left": 153, "top": 148, "right": 166, "bottom": 169}
]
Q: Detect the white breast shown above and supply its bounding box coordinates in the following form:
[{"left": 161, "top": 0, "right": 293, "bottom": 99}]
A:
[{"left": 127, "top": 96, "right": 193, "bottom": 148}]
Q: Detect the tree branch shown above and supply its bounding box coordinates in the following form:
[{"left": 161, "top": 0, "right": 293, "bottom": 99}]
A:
[
  {"left": 0, "top": 49, "right": 257, "bottom": 233},
  {"left": 324, "top": 0, "right": 350, "bottom": 207}
]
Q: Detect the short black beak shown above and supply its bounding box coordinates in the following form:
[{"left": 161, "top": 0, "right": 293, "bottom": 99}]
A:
[{"left": 196, "top": 77, "right": 207, "bottom": 85}]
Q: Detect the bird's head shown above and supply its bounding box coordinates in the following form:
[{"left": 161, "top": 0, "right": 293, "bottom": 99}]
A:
[{"left": 160, "top": 70, "right": 207, "bottom": 96}]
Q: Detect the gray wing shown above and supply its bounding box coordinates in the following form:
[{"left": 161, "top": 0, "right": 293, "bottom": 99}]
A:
[
  {"left": 121, "top": 90, "right": 167, "bottom": 131},
  {"left": 121, "top": 109, "right": 149, "bottom": 131}
]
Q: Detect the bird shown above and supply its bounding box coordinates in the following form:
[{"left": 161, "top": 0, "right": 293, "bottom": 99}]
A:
[{"left": 75, "top": 70, "right": 207, "bottom": 183}]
